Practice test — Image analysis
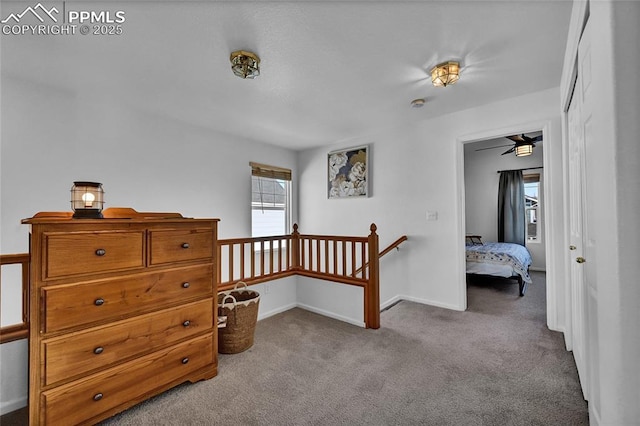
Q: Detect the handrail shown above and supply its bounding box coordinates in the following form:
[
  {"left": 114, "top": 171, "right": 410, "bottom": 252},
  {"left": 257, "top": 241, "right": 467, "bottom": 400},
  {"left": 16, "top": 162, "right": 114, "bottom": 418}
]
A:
[
  {"left": 0, "top": 253, "right": 30, "bottom": 343},
  {"left": 380, "top": 235, "right": 408, "bottom": 258},
  {"left": 354, "top": 235, "right": 407, "bottom": 275}
]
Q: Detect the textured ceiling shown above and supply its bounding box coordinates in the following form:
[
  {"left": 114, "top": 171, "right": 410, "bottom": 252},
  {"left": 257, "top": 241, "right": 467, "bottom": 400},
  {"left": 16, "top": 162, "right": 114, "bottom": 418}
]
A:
[{"left": 1, "top": 1, "right": 573, "bottom": 150}]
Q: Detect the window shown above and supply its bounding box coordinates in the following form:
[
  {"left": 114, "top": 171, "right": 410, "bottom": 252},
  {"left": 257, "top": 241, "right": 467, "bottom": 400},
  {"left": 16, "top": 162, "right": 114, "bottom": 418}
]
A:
[
  {"left": 250, "top": 162, "right": 291, "bottom": 241},
  {"left": 524, "top": 174, "right": 540, "bottom": 242}
]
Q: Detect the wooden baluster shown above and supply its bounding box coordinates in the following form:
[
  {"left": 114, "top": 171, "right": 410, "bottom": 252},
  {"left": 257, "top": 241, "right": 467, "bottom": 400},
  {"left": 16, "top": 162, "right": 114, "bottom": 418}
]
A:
[
  {"left": 260, "top": 241, "right": 265, "bottom": 277},
  {"left": 304, "top": 237, "right": 308, "bottom": 271},
  {"left": 342, "top": 240, "right": 347, "bottom": 277},
  {"left": 269, "top": 239, "right": 274, "bottom": 276},
  {"left": 351, "top": 241, "right": 356, "bottom": 277},
  {"left": 333, "top": 240, "right": 338, "bottom": 275},
  {"left": 240, "top": 243, "right": 245, "bottom": 280},
  {"left": 277, "top": 239, "right": 282, "bottom": 273},
  {"left": 361, "top": 242, "right": 366, "bottom": 279},
  {"left": 324, "top": 239, "right": 329, "bottom": 274},
  {"left": 228, "top": 244, "right": 234, "bottom": 283},
  {"left": 250, "top": 242, "right": 256, "bottom": 280}
]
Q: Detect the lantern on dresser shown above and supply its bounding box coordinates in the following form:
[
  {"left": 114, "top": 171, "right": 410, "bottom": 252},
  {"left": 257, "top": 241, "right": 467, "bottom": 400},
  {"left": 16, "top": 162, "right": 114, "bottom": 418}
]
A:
[{"left": 71, "top": 181, "right": 104, "bottom": 218}]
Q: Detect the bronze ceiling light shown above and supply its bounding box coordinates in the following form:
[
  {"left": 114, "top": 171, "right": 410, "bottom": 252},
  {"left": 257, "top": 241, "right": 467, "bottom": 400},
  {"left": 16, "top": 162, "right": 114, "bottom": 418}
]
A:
[
  {"left": 430, "top": 61, "right": 460, "bottom": 87},
  {"left": 230, "top": 50, "right": 260, "bottom": 79}
]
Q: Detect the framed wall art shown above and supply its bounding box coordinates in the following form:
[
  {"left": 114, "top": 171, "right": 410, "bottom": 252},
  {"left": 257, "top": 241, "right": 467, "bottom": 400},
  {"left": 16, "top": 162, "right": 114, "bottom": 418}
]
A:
[{"left": 328, "top": 145, "right": 369, "bottom": 199}]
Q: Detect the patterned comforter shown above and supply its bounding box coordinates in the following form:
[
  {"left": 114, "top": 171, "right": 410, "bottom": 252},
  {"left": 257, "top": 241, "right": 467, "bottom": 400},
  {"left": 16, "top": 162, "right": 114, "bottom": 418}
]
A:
[{"left": 465, "top": 242, "right": 532, "bottom": 284}]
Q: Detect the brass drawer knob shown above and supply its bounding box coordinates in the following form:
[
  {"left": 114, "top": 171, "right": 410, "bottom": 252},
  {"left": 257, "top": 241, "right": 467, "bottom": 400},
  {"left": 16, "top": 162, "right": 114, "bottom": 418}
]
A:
[
  {"left": 182, "top": 282, "right": 190, "bottom": 289},
  {"left": 93, "top": 393, "right": 103, "bottom": 401},
  {"left": 94, "top": 346, "right": 104, "bottom": 355},
  {"left": 576, "top": 257, "right": 586, "bottom": 264},
  {"left": 181, "top": 357, "right": 189, "bottom": 364},
  {"left": 95, "top": 249, "right": 106, "bottom": 256},
  {"left": 182, "top": 320, "right": 191, "bottom": 327},
  {"left": 94, "top": 298, "right": 105, "bottom": 306},
  {"left": 181, "top": 243, "right": 190, "bottom": 249}
]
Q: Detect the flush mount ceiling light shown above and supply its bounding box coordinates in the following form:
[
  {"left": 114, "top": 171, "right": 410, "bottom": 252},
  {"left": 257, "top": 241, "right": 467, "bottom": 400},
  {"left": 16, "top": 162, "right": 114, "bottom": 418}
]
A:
[
  {"left": 430, "top": 61, "right": 460, "bottom": 87},
  {"left": 411, "top": 98, "right": 426, "bottom": 108},
  {"left": 230, "top": 50, "right": 260, "bottom": 79}
]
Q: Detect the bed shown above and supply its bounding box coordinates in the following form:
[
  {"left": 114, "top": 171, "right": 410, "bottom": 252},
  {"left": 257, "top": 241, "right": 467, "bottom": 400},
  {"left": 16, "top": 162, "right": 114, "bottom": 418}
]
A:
[{"left": 465, "top": 239, "right": 532, "bottom": 296}]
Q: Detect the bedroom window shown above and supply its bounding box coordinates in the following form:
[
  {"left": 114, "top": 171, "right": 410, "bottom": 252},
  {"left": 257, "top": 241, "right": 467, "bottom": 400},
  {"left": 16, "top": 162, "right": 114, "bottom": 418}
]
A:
[
  {"left": 524, "top": 174, "right": 540, "bottom": 242},
  {"left": 250, "top": 162, "right": 291, "bottom": 248}
]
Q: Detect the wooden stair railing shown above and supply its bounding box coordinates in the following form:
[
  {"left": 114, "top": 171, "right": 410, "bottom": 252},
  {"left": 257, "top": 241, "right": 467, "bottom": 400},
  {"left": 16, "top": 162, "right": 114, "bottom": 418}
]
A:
[
  {"left": 217, "top": 233, "right": 296, "bottom": 290},
  {"left": 0, "top": 253, "right": 30, "bottom": 343},
  {"left": 1, "top": 224, "right": 399, "bottom": 337},
  {"left": 218, "top": 224, "right": 384, "bottom": 328},
  {"left": 354, "top": 235, "right": 408, "bottom": 276}
]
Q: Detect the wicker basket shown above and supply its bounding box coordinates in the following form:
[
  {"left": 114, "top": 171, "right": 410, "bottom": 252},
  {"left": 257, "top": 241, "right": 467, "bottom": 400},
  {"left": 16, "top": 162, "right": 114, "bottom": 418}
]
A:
[{"left": 217, "top": 282, "right": 260, "bottom": 354}]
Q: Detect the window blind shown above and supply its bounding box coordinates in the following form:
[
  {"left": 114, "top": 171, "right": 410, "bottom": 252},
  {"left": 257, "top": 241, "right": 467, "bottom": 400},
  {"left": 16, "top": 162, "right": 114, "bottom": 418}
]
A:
[{"left": 250, "top": 162, "right": 292, "bottom": 181}]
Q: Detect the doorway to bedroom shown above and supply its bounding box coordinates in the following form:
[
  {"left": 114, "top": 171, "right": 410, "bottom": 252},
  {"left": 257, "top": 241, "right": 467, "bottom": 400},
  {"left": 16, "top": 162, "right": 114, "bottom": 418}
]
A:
[{"left": 462, "top": 131, "right": 546, "bottom": 307}]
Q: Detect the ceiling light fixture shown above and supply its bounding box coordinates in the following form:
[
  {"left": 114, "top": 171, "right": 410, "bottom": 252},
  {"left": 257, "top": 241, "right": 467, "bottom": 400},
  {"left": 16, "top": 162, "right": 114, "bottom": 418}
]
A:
[
  {"left": 430, "top": 61, "right": 460, "bottom": 87},
  {"left": 411, "top": 98, "right": 426, "bottom": 108},
  {"left": 230, "top": 50, "right": 260, "bottom": 79},
  {"left": 515, "top": 143, "right": 534, "bottom": 157}
]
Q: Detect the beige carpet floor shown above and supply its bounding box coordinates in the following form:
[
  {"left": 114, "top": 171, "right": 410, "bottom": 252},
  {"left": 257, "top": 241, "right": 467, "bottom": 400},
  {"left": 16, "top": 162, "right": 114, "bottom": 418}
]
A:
[{"left": 97, "top": 271, "right": 588, "bottom": 425}]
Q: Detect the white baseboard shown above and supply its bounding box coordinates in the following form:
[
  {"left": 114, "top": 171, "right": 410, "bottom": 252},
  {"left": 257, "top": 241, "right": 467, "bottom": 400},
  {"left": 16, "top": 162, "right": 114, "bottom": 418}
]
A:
[
  {"left": 257, "top": 302, "right": 297, "bottom": 322},
  {"left": 381, "top": 295, "right": 401, "bottom": 311},
  {"left": 258, "top": 294, "right": 469, "bottom": 328},
  {"left": 397, "top": 294, "right": 464, "bottom": 311},
  {"left": 257, "top": 302, "right": 366, "bottom": 328},
  {"left": 1, "top": 397, "right": 27, "bottom": 416},
  {"left": 295, "top": 303, "right": 365, "bottom": 328}
]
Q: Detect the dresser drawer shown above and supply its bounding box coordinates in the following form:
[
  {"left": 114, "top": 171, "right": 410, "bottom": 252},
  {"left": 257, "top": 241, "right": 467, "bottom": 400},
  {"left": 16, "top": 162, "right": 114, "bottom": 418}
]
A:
[
  {"left": 149, "top": 228, "right": 214, "bottom": 265},
  {"left": 43, "top": 264, "right": 214, "bottom": 333},
  {"left": 42, "top": 333, "right": 215, "bottom": 426},
  {"left": 43, "top": 299, "right": 214, "bottom": 386},
  {"left": 43, "top": 230, "right": 145, "bottom": 280}
]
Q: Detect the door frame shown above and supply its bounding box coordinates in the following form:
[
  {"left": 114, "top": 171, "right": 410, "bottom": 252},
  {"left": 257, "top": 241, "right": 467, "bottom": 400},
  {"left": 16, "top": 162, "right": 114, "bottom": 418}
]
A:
[{"left": 455, "top": 120, "right": 558, "bottom": 331}]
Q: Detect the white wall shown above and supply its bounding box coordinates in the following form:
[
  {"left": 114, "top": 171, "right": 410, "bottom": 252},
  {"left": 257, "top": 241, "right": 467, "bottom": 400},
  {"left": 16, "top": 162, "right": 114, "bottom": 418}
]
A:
[
  {"left": 298, "top": 88, "right": 564, "bottom": 325},
  {"left": 464, "top": 137, "right": 546, "bottom": 270},
  {"left": 0, "top": 73, "right": 299, "bottom": 414}
]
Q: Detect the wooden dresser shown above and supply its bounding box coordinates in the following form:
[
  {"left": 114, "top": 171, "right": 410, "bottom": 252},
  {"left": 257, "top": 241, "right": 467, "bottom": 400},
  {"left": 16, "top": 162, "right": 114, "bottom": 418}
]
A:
[{"left": 22, "top": 209, "right": 219, "bottom": 425}]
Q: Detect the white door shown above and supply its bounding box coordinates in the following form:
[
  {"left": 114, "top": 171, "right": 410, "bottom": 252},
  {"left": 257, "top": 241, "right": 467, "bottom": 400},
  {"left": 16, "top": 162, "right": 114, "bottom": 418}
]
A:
[
  {"left": 567, "top": 67, "right": 589, "bottom": 399},
  {"left": 567, "top": 18, "right": 599, "bottom": 404},
  {"left": 578, "top": 19, "right": 601, "bottom": 412}
]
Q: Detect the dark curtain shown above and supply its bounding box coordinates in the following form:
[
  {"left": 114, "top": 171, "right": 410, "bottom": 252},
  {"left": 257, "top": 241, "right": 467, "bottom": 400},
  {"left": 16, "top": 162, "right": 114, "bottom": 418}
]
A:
[{"left": 498, "top": 170, "right": 525, "bottom": 246}]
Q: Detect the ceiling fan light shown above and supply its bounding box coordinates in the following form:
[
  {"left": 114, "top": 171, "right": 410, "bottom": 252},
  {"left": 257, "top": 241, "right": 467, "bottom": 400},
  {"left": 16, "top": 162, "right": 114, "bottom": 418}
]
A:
[
  {"left": 230, "top": 50, "right": 260, "bottom": 79},
  {"left": 515, "top": 144, "right": 534, "bottom": 157},
  {"left": 430, "top": 61, "right": 460, "bottom": 87}
]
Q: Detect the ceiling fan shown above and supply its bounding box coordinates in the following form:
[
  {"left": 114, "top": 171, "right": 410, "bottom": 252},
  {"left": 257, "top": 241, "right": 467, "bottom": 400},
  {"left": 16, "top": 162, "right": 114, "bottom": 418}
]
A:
[{"left": 475, "top": 133, "right": 543, "bottom": 156}]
